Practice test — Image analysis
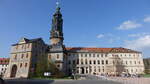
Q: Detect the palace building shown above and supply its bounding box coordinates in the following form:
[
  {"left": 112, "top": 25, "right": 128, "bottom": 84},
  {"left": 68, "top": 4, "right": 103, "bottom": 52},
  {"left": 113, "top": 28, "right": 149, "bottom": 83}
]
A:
[{"left": 4, "top": 4, "right": 145, "bottom": 78}]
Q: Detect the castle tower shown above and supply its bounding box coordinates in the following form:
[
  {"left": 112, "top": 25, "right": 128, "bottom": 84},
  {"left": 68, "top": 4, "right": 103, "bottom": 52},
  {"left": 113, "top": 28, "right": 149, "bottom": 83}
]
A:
[
  {"left": 50, "top": 4, "right": 64, "bottom": 45},
  {"left": 48, "top": 2, "right": 67, "bottom": 73}
]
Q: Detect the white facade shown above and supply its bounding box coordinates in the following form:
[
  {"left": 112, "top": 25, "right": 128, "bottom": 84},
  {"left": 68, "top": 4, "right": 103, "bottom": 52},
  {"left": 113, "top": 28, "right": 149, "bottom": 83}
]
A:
[{"left": 66, "top": 48, "right": 145, "bottom": 75}]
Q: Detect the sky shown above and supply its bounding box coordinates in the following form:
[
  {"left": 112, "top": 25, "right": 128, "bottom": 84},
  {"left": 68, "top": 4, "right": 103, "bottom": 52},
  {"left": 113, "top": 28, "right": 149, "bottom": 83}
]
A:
[{"left": 0, "top": 0, "right": 150, "bottom": 58}]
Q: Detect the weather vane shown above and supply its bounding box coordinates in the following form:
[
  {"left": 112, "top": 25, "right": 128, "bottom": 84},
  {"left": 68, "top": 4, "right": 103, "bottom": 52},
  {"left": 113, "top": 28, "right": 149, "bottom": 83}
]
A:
[{"left": 56, "top": 0, "right": 60, "bottom": 8}]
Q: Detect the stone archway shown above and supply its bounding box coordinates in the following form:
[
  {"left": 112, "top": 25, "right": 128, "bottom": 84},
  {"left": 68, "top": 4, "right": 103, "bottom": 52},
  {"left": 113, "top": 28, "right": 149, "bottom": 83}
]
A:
[{"left": 10, "top": 64, "right": 17, "bottom": 78}]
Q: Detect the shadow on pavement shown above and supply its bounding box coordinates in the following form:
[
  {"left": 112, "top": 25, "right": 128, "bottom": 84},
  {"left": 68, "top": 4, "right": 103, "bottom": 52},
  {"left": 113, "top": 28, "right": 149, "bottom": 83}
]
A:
[{"left": 4, "top": 79, "right": 54, "bottom": 84}]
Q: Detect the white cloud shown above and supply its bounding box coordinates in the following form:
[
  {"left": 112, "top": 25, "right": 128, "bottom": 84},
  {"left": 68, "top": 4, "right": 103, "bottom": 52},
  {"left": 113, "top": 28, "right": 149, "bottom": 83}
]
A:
[
  {"left": 97, "top": 34, "right": 104, "bottom": 39},
  {"left": 144, "top": 16, "right": 150, "bottom": 22},
  {"left": 97, "top": 33, "right": 121, "bottom": 44},
  {"left": 124, "top": 35, "right": 150, "bottom": 50},
  {"left": 117, "top": 20, "right": 142, "bottom": 30},
  {"left": 128, "top": 33, "right": 149, "bottom": 37}
]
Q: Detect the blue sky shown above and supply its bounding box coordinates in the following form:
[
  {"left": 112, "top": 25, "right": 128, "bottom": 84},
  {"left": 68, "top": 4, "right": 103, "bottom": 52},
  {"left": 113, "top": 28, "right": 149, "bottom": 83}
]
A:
[{"left": 0, "top": 0, "right": 150, "bottom": 58}]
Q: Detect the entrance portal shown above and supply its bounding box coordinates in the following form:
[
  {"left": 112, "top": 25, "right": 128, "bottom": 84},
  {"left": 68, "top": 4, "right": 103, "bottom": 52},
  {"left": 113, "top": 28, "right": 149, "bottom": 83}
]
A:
[{"left": 10, "top": 65, "right": 17, "bottom": 78}]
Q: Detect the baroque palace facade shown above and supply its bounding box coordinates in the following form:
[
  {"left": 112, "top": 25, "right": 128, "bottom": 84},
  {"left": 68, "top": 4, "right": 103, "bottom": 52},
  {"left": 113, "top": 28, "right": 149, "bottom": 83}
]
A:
[{"left": 4, "top": 6, "right": 144, "bottom": 78}]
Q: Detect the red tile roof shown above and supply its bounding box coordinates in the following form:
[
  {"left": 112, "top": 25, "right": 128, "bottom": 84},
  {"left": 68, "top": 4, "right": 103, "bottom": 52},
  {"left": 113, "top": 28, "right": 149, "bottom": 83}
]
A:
[
  {"left": 66, "top": 47, "right": 140, "bottom": 53},
  {"left": 0, "top": 58, "right": 9, "bottom": 65}
]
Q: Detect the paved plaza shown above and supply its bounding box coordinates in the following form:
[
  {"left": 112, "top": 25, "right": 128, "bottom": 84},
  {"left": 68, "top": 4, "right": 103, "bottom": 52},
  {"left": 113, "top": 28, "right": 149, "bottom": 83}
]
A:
[
  {"left": 5, "top": 79, "right": 121, "bottom": 84},
  {"left": 4, "top": 76, "right": 150, "bottom": 84},
  {"left": 108, "top": 77, "right": 150, "bottom": 84}
]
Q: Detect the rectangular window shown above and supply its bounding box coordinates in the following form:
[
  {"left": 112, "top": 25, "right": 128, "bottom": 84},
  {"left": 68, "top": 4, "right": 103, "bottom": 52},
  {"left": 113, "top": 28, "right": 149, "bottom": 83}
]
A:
[
  {"left": 89, "top": 54, "right": 91, "bottom": 57},
  {"left": 93, "top": 54, "right": 95, "bottom": 57},
  {"left": 49, "top": 55, "right": 51, "bottom": 59},
  {"left": 14, "top": 54, "right": 17, "bottom": 59},
  {"left": 102, "top": 60, "right": 104, "bottom": 65},
  {"left": 77, "top": 59, "right": 79, "bottom": 64},
  {"left": 28, "top": 44, "right": 30, "bottom": 48},
  {"left": 68, "top": 60, "right": 71, "bottom": 64},
  {"left": 101, "top": 54, "right": 103, "bottom": 57},
  {"left": 98, "top": 60, "right": 100, "bottom": 64},
  {"left": 26, "top": 53, "right": 28, "bottom": 58},
  {"left": 97, "top": 54, "right": 99, "bottom": 57},
  {"left": 20, "top": 63, "right": 22, "bottom": 68},
  {"left": 106, "top": 60, "right": 108, "bottom": 64},
  {"left": 25, "top": 63, "right": 28, "bottom": 67},
  {"left": 21, "top": 54, "right": 24, "bottom": 59},
  {"left": 73, "top": 60, "right": 75, "bottom": 65},
  {"left": 57, "top": 54, "right": 59, "bottom": 59}
]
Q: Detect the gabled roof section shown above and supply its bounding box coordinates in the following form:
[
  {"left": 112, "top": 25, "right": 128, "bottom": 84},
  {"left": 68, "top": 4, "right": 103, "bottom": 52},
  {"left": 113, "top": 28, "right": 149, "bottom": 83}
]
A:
[
  {"left": 66, "top": 47, "right": 141, "bottom": 53},
  {"left": 12, "top": 37, "right": 44, "bottom": 46}
]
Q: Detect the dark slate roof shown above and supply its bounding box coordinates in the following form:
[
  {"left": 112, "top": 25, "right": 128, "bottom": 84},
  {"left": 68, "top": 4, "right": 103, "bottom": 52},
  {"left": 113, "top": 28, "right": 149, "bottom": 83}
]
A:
[
  {"left": 27, "top": 38, "right": 42, "bottom": 43},
  {"left": 12, "top": 38, "right": 43, "bottom": 46}
]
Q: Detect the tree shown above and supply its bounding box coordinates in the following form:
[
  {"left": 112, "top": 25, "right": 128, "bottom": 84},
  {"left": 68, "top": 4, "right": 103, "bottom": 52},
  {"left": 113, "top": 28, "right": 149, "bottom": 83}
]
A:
[
  {"left": 34, "top": 54, "right": 47, "bottom": 77},
  {"left": 47, "top": 61, "right": 65, "bottom": 78}
]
